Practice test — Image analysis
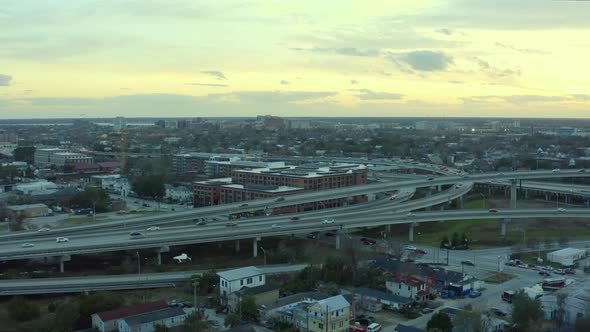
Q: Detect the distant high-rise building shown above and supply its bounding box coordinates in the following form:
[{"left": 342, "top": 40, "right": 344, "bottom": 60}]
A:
[{"left": 113, "top": 117, "right": 126, "bottom": 133}]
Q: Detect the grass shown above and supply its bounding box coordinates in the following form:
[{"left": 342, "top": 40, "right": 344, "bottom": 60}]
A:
[
  {"left": 0, "top": 223, "right": 7, "bottom": 232},
  {"left": 482, "top": 272, "right": 514, "bottom": 284},
  {"left": 57, "top": 215, "right": 110, "bottom": 226}
]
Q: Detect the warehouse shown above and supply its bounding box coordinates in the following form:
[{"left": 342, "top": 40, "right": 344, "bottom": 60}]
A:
[{"left": 547, "top": 248, "right": 588, "bottom": 266}]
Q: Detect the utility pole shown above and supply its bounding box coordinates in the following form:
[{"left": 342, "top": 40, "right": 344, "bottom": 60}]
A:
[{"left": 446, "top": 249, "right": 449, "bottom": 266}]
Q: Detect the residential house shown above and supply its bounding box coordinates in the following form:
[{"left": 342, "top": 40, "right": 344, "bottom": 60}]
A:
[
  {"left": 227, "top": 283, "right": 280, "bottom": 313},
  {"left": 439, "top": 307, "right": 508, "bottom": 332},
  {"left": 386, "top": 274, "right": 428, "bottom": 302},
  {"left": 217, "top": 266, "right": 266, "bottom": 305},
  {"left": 307, "top": 295, "right": 351, "bottom": 332},
  {"left": 346, "top": 287, "right": 412, "bottom": 311},
  {"left": 118, "top": 307, "right": 190, "bottom": 332},
  {"left": 261, "top": 291, "right": 330, "bottom": 327},
  {"left": 91, "top": 301, "right": 168, "bottom": 332}
]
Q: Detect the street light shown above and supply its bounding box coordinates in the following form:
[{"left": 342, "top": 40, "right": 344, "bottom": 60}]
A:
[{"left": 259, "top": 246, "right": 267, "bottom": 266}]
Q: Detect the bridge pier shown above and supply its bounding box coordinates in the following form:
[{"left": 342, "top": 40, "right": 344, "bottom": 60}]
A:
[
  {"left": 437, "top": 185, "right": 442, "bottom": 192},
  {"left": 253, "top": 237, "right": 260, "bottom": 258},
  {"left": 156, "top": 246, "right": 169, "bottom": 265},
  {"left": 335, "top": 233, "right": 341, "bottom": 250},
  {"left": 510, "top": 179, "right": 517, "bottom": 209},
  {"left": 385, "top": 224, "right": 391, "bottom": 232},
  {"left": 409, "top": 224, "right": 415, "bottom": 242},
  {"left": 501, "top": 220, "right": 507, "bottom": 237},
  {"left": 59, "top": 255, "right": 71, "bottom": 273},
  {"left": 458, "top": 196, "right": 464, "bottom": 209},
  {"left": 235, "top": 240, "right": 241, "bottom": 253},
  {"left": 426, "top": 188, "right": 433, "bottom": 211}
]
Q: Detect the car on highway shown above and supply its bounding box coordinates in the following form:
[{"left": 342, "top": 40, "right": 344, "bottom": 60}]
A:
[
  {"left": 461, "top": 260, "right": 475, "bottom": 266},
  {"left": 407, "top": 212, "right": 416, "bottom": 217},
  {"left": 389, "top": 195, "right": 398, "bottom": 200},
  {"left": 469, "top": 290, "right": 482, "bottom": 298},
  {"left": 488, "top": 208, "right": 498, "bottom": 213},
  {"left": 196, "top": 220, "right": 207, "bottom": 226},
  {"left": 129, "top": 232, "right": 145, "bottom": 239},
  {"left": 239, "top": 204, "right": 249, "bottom": 207},
  {"left": 271, "top": 224, "right": 281, "bottom": 229},
  {"left": 21, "top": 243, "right": 35, "bottom": 248},
  {"left": 455, "top": 184, "right": 462, "bottom": 189},
  {"left": 361, "top": 238, "right": 377, "bottom": 245},
  {"left": 405, "top": 245, "right": 417, "bottom": 251},
  {"left": 552, "top": 168, "right": 561, "bottom": 172},
  {"left": 289, "top": 216, "right": 300, "bottom": 221},
  {"left": 416, "top": 248, "right": 427, "bottom": 255},
  {"left": 146, "top": 226, "right": 161, "bottom": 231},
  {"left": 142, "top": 203, "right": 150, "bottom": 207},
  {"left": 557, "top": 208, "right": 567, "bottom": 212},
  {"left": 579, "top": 169, "right": 586, "bottom": 173},
  {"left": 38, "top": 228, "right": 51, "bottom": 232},
  {"left": 306, "top": 232, "right": 318, "bottom": 239},
  {"left": 322, "top": 218, "right": 335, "bottom": 224},
  {"left": 56, "top": 237, "right": 69, "bottom": 243},
  {"left": 427, "top": 177, "right": 434, "bottom": 181},
  {"left": 275, "top": 197, "right": 285, "bottom": 202},
  {"left": 225, "top": 222, "right": 238, "bottom": 227},
  {"left": 461, "top": 174, "right": 470, "bottom": 179}
]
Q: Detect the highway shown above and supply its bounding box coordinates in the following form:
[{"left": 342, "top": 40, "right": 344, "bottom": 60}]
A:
[
  {"left": 0, "top": 264, "right": 308, "bottom": 295},
  {"left": 2, "top": 169, "right": 588, "bottom": 242},
  {"left": 482, "top": 179, "right": 590, "bottom": 198}
]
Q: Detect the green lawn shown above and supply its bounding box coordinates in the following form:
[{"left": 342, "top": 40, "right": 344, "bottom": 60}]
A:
[
  {"left": 482, "top": 272, "right": 514, "bottom": 284},
  {"left": 0, "top": 223, "right": 6, "bottom": 232},
  {"left": 57, "top": 215, "right": 110, "bottom": 226}
]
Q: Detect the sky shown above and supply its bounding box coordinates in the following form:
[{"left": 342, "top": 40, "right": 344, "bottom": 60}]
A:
[{"left": 1, "top": 0, "right": 590, "bottom": 119}]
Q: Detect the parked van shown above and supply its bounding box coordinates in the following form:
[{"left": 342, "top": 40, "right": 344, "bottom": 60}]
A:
[{"left": 367, "top": 323, "right": 381, "bottom": 332}]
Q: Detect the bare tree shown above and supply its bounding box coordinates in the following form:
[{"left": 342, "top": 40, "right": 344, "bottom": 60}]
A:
[{"left": 554, "top": 293, "right": 567, "bottom": 332}]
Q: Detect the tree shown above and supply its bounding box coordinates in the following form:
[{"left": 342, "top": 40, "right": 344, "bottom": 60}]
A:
[
  {"left": 240, "top": 295, "right": 259, "bottom": 322},
  {"left": 69, "top": 186, "right": 111, "bottom": 212},
  {"left": 511, "top": 290, "right": 543, "bottom": 331},
  {"left": 52, "top": 300, "right": 80, "bottom": 332},
  {"left": 13, "top": 146, "right": 35, "bottom": 164},
  {"left": 440, "top": 235, "right": 450, "bottom": 248},
  {"left": 554, "top": 293, "right": 567, "bottom": 331},
  {"left": 182, "top": 311, "right": 209, "bottom": 332},
  {"left": 154, "top": 324, "right": 170, "bottom": 332},
  {"left": 7, "top": 296, "right": 40, "bottom": 322},
  {"left": 77, "top": 292, "right": 124, "bottom": 328},
  {"left": 224, "top": 313, "right": 240, "bottom": 328},
  {"left": 194, "top": 270, "right": 218, "bottom": 295},
  {"left": 427, "top": 312, "right": 453, "bottom": 332},
  {"left": 132, "top": 175, "right": 166, "bottom": 202},
  {"left": 451, "top": 232, "right": 460, "bottom": 248}
]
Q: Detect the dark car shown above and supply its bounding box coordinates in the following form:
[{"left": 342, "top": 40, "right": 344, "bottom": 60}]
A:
[
  {"left": 240, "top": 204, "right": 249, "bottom": 207},
  {"left": 325, "top": 231, "right": 336, "bottom": 237},
  {"left": 539, "top": 271, "right": 550, "bottom": 276},
  {"left": 469, "top": 290, "right": 482, "bottom": 298},
  {"left": 289, "top": 216, "right": 300, "bottom": 221},
  {"left": 491, "top": 308, "right": 507, "bottom": 317},
  {"left": 565, "top": 269, "right": 576, "bottom": 275},
  {"left": 306, "top": 233, "right": 317, "bottom": 239},
  {"left": 461, "top": 260, "right": 475, "bottom": 266},
  {"left": 225, "top": 222, "right": 238, "bottom": 227}
]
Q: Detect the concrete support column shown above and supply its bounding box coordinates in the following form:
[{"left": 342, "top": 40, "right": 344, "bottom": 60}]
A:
[
  {"left": 157, "top": 246, "right": 169, "bottom": 266},
  {"left": 524, "top": 190, "right": 529, "bottom": 200},
  {"left": 545, "top": 193, "right": 549, "bottom": 201},
  {"left": 409, "top": 224, "right": 415, "bottom": 242},
  {"left": 59, "top": 255, "right": 71, "bottom": 273},
  {"left": 253, "top": 237, "right": 260, "bottom": 258},
  {"left": 458, "top": 196, "right": 464, "bottom": 209},
  {"left": 335, "top": 233, "right": 341, "bottom": 250},
  {"left": 426, "top": 188, "right": 433, "bottom": 211},
  {"left": 386, "top": 224, "right": 391, "bottom": 232},
  {"left": 586, "top": 200, "right": 589, "bottom": 208},
  {"left": 501, "top": 221, "right": 507, "bottom": 237},
  {"left": 510, "top": 179, "right": 517, "bottom": 209},
  {"left": 157, "top": 252, "right": 162, "bottom": 265},
  {"left": 437, "top": 185, "right": 442, "bottom": 192},
  {"left": 235, "top": 240, "right": 241, "bottom": 253}
]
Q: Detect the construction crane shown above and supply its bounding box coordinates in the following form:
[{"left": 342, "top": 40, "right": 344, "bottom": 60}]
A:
[{"left": 96, "top": 127, "right": 126, "bottom": 174}]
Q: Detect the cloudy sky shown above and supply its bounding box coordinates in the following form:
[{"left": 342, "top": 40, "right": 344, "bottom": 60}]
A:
[{"left": 1, "top": 0, "right": 590, "bottom": 118}]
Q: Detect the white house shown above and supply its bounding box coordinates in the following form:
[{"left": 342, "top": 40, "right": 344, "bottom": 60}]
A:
[
  {"left": 385, "top": 275, "right": 428, "bottom": 302},
  {"left": 91, "top": 301, "right": 168, "bottom": 332},
  {"left": 117, "top": 307, "right": 190, "bottom": 332},
  {"left": 217, "top": 266, "right": 266, "bottom": 304}
]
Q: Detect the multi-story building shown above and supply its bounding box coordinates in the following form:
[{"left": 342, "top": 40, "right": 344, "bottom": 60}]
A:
[
  {"left": 34, "top": 148, "right": 67, "bottom": 167},
  {"left": 34, "top": 148, "right": 93, "bottom": 167},
  {"left": 204, "top": 160, "right": 284, "bottom": 178},
  {"left": 386, "top": 274, "right": 429, "bottom": 302},
  {"left": 172, "top": 153, "right": 249, "bottom": 174},
  {"left": 307, "top": 295, "right": 351, "bottom": 332}
]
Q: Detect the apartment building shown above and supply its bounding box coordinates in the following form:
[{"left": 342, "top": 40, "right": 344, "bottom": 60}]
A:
[
  {"left": 34, "top": 148, "right": 93, "bottom": 167},
  {"left": 307, "top": 295, "right": 351, "bottom": 332}
]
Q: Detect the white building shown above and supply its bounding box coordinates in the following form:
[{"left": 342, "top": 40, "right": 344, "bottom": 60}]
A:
[
  {"left": 542, "top": 282, "right": 590, "bottom": 326},
  {"left": 118, "top": 307, "right": 190, "bottom": 332},
  {"left": 14, "top": 180, "right": 58, "bottom": 195},
  {"left": 217, "top": 266, "right": 266, "bottom": 304},
  {"left": 34, "top": 148, "right": 67, "bottom": 167},
  {"left": 52, "top": 152, "right": 94, "bottom": 166},
  {"left": 385, "top": 275, "right": 428, "bottom": 302},
  {"left": 547, "top": 248, "right": 588, "bottom": 266}
]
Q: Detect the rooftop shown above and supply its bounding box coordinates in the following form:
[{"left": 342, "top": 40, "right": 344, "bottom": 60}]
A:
[
  {"left": 217, "top": 266, "right": 263, "bottom": 281},
  {"left": 222, "top": 184, "right": 304, "bottom": 193},
  {"left": 122, "top": 307, "right": 186, "bottom": 326},
  {"left": 237, "top": 283, "right": 280, "bottom": 296},
  {"left": 353, "top": 287, "right": 412, "bottom": 304},
  {"left": 8, "top": 203, "right": 49, "bottom": 210},
  {"left": 94, "top": 300, "right": 168, "bottom": 322},
  {"left": 233, "top": 163, "right": 367, "bottom": 178},
  {"left": 311, "top": 295, "right": 350, "bottom": 311}
]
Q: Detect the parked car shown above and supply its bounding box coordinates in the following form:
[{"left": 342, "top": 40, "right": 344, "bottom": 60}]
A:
[
  {"left": 554, "top": 269, "right": 566, "bottom": 275},
  {"left": 389, "top": 195, "right": 398, "bottom": 200},
  {"left": 491, "top": 308, "right": 507, "bottom": 317},
  {"left": 416, "top": 248, "right": 427, "bottom": 255},
  {"left": 324, "top": 231, "right": 336, "bottom": 237},
  {"left": 552, "top": 168, "right": 561, "bottom": 172},
  {"left": 565, "top": 269, "right": 576, "bottom": 274},
  {"left": 306, "top": 233, "right": 317, "bottom": 239},
  {"left": 405, "top": 245, "right": 417, "bottom": 251},
  {"left": 361, "top": 238, "right": 376, "bottom": 245},
  {"left": 461, "top": 260, "right": 475, "bottom": 266},
  {"left": 421, "top": 307, "right": 434, "bottom": 314},
  {"left": 469, "top": 290, "right": 482, "bottom": 298},
  {"left": 539, "top": 271, "right": 551, "bottom": 276}
]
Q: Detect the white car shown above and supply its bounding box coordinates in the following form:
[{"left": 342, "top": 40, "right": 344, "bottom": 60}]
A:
[
  {"left": 322, "top": 219, "right": 335, "bottom": 224},
  {"left": 389, "top": 195, "right": 398, "bottom": 200},
  {"left": 271, "top": 224, "right": 282, "bottom": 229},
  {"left": 557, "top": 208, "right": 567, "bottom": 212},
  {"left": 146, "top": 226, "right": 161, "bottom": 231},
  {"left": 21, "top": 243, "right": 35, "bottom": 248},
  {"left": 552, "top": 168, "right": 561, "bottom": 172},
  {"left": 405, "top": 245, "right": 417, "bottom": 251},
  {"left": 38, "top": 228, "right": 51, "bottom": 233},
  {"left": 407, "top": 213, "right": 416, "bottom": 217},
  {"left": 56, "top": 237, "right": 69, "bottom": 243}
]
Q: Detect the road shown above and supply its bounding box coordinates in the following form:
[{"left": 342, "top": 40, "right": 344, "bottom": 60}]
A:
[{"left": 0, "top": 264, "right": 307, "bottom": 296}]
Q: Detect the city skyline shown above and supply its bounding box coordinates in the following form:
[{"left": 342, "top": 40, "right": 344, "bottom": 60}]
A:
[{"left": 1, "top": 0, "right": 590, "bottom": 118}]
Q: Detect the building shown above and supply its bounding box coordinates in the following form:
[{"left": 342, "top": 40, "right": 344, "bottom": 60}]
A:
[
  {"left": 386, "top": 274, "right": 429, "bottom": 302},
  {"left": 91, "top": 301, "right": 169, "bottom": 332},
  {"left": 118, "top": 307, "right": 190, "bottom": 332},
  {"left": 228, "top": 283, "right": 280, "bottom": 313},
  {"left": 113, "top": 117, "right": 126, "bottom": 132},
  {"left": 172, "top": 152, "right": 248, "bottom": 174},
  {"left": 204, "top": 160, "right": 284, "bottom": 178},
  {"left": 542, "top": 281, "right": 590, "bottom": 326},
  {"left": 34, "top": 148, "right": 67, "bottom": 167},
  {"left": 346, "top": 287, "right": 412, "bottom": 311},
  {"left": 7, "top": 203, "right": 50, "bottom": 217},
  {"left": 307, "top": 295, "right": 351, "bottom": 332},
  {"left": 217, "top": 266, "right": 266, "bottom": 305},
  {"left": 261, "top": 292, "right": 330, "bottom": 327},
  {"left": 547, "top": 248, "right": 588, "bottom": 267}
]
